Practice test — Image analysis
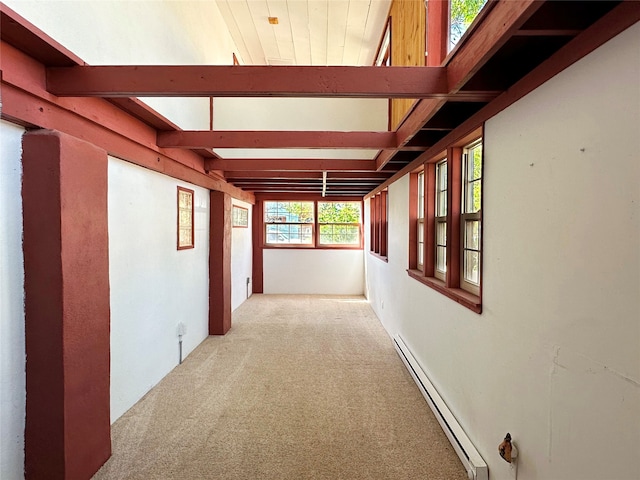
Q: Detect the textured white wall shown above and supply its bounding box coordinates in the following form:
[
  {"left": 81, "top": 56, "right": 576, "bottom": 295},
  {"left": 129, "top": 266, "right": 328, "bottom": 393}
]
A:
[
  {"left": 108, "top": 157, "right": 210, "bottom": 423},
  {"left": 264, "top": 249, "right": 364, "bottom": 295},
  {"left": 4, "top": 0, "right": 240, "bottom": 129},
  {"left": 365, "top": 24, "right": 640, "bottom": 480},
  {"left": 0, "top": 121, "right": 26, "bottom": 480},
  {"left": 212, "top": 97, "right": 388, "bottom": 159},
  {"left": 231, "top": 200, "right": 253, "bottom": 311}
]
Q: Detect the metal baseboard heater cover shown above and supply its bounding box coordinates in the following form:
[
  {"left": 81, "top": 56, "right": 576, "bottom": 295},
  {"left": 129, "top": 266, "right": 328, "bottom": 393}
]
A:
[{"left": 393, "top": 335, "right": 488, "bottom": 480}]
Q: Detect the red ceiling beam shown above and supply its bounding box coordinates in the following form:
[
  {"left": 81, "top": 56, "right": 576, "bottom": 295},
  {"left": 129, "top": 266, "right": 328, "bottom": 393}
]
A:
[
  {"left": 46, "top": 65, "right": 453, "bottom": 98},
  {"left": 225, "top": 171, "right": 390, "bottom": 180},
  {"left": 159, "top": 130, "right": 397, "bottom": 149},
  {"left": 205, "top": 158, "right": 376, "bottom": 172}
]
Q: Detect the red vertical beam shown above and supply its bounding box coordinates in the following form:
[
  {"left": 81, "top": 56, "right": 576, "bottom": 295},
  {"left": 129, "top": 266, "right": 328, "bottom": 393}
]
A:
[
  {"left": 446, "top": 147, "right": 462, "bottom": 288},
  {"left": 252, "top": 199, "right": 264, "bottom": 293},
  {"left": 380, "top": 190, "right": 388, "bottom": 257},
  {"left": 427, "top": 0, "right": 449, "bottom": 66},
  {"left": 22, "top": 130, "right": 111, "bottom": 480},
  {"left": 209, "top": 191, "right": 232, "bottom": 335},
  {"left": 408, "top": 172, "right": 418, "bottom": 269},
  {"left": 370, "top": 195, "right": 378, "bottom": 253},
  {"left": 424, "top": 162, "right": 436, "bottom": 277}
]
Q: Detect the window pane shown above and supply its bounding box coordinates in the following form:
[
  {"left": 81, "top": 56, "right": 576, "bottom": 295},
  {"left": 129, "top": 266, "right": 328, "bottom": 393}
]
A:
[
  {"left": 319, "top": 224, "right": 359, "bottom": 245},
  {"left": 436, "top": 246, "right": 447, "bottom": 273},
  {"left": 436, "top": 161, "right": 447, "bottom": 217},
  {"left": 417, "top": 219, "right": 424, "bottom": 266},
  {"left": 464, "top": 251, "right": 480, "bottom": 285},
  {"left": 450, "top": 0, "right": 488, "bottom": 50},
  {"left": 265, "top": 201, "right": 314, "bottom": 223},
  {"left": 463, "top": 142, "right": 482, "bottom": 214},
  {"left": 436, "top": 221, "right": 447, "bottom": 273},
  {"left": 436, "top": 221, "right": 447, "bottom": 246},
  {"left": 318, "top": 202, "right": 361, "bottom": 223},
  {"left": 465, "top": 220, "right": 481, "bottom": 251},
  {"left": 465, "top": 180, "right": 481, "bottom": 213},
  {"left": 417, "top": 171, "right": 425, "bottom": 220}
]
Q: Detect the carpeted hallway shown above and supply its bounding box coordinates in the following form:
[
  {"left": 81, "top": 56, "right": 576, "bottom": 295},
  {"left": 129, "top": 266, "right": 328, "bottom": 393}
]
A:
[{"left": 93, "top": 295, "right": 467, "bottom": 480}]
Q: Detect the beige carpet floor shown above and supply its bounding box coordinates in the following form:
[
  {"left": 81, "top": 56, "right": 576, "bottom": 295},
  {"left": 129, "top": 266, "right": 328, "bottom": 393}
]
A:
[{"left": 93, "top": 295, "right": 467, "bottom": 480}]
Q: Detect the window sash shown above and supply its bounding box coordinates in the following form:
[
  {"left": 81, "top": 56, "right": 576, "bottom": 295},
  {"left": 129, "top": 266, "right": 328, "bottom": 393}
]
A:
[
  {"left": 264, "top": 201, "right": 315, "bottom": 246},
  {"left": 460, "top": 141, "right": 482, "bottom": 294}
]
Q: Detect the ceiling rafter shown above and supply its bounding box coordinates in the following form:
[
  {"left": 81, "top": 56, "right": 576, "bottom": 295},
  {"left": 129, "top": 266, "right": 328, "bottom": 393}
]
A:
[
  {"left": 158, "top": 130, "right": 397, "bottom": 149},
  {"left": 47, "top": 65, "right": 454, "bottom": 99},
  {"left": 204, "top": 158, "right": 377, "bottom": 172}
]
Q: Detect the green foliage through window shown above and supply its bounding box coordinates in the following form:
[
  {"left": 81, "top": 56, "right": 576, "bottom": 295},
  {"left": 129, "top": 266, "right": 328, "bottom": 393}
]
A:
[
  {"left": 450, "top": 0, "right": 487, "bottom": 49},
  {"left": 318, "top": 202, "right": 361, "bottom": 245}
]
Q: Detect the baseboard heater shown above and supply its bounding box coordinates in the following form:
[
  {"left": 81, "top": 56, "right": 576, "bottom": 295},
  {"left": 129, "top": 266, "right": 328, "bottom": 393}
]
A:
[{"left": 393, "top": 335, "right": 488, "bottom": 480}]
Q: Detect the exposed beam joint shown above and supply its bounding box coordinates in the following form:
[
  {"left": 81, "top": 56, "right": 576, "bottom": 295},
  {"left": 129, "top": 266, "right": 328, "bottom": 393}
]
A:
[{"left": 159, "top": 131, "right": 396, "bottom": 149}]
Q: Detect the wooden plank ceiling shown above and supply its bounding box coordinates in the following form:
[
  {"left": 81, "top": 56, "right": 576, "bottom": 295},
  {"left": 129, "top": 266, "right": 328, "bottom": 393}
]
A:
[
  {"left": 3, "top": 0, "right": 633, "bottom": 198},
  {"left": 214, "top": 0, "right": 392, "bottom": 66}
]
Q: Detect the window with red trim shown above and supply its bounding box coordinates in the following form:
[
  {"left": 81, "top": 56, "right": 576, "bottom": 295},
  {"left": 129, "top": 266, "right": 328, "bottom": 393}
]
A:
[
  {"left": 408, "top": 133, "right": 483, "bottom": 312},
  {"left": 263, "top": 200, "right": 362, "bottom": 249},
  {"left": 369, "top": 189, "right": 388, "bottom": 259}
]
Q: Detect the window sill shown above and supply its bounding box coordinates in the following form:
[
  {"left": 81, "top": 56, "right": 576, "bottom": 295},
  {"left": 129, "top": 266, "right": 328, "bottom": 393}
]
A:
[
  {"left": 369, "top": 252, "right": 389, "bottom": 263},
  {"left": 406, "top": 269, "right": 481, "bottom": 314}
]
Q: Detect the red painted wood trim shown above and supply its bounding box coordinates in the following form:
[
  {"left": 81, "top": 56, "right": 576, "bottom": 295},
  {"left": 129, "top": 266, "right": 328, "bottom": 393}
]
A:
[
  {"left": 209, "top": 191, "right": 232, "bottom": 335},
  {"left": 445, "top": 147, "right": 462, "bottom": 289},
  {"left": 159, "top": 130, "right": 397, "bottom": 149},
  {"left": 22, "top": 130, "right": 111, "bottom": 479},
  {"left": 407, "top": 270, "right": 481, "bottom": 313},
  {"left": 0, "top": 41, "right": 255, "bottom": 204},
  {"left": 426, "top": 0, "right": 449, "bottom": 67},
  {"left": 47, "top": 65, "right": 450, "bottom": 98},
  {"left": 366, "top": 1, "right": 638, "bottom": 199},
  {"left": 408, "top": 171, "right": 419, "bottom": 269},
  {"left": 255, "top": 193, "right": 363, "bottom": 202},
  {"left": 0, "top": 3, "right": 84, "bottom": 67},
  {"left": 424, "top": 162, "right": 436, "bottom": 277},
  {"left": 380, "top": 191, "right": 388, "bottom": 257},
  {"left": 446, "top": 0, "right": 543, "bottom": 92},
  {"left": 206, "top": 158, "right": 377, "bottom": 172},
  {"left": 227, "top": 171, "right": 390, "bottom": 180},
  {"left": 252, "top": 199, "right": 264, "bottom": 293},
  {"left": 108, "top": 97, "right": 181, "bottom": 131},
  {"left": 371, "top": 195, "right": 379, "bottom": 253}
]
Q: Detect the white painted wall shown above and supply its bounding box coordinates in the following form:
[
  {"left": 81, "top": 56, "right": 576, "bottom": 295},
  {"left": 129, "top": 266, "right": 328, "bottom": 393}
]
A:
[
  {"left": 365, "top": 24, "right": 640, "bottom": 480},
  {"left": 108, "top": 157, "right": 210, "bottom": 422},
  {"left": 212, "top": 97, "right": 388, "bottom": 159},
  {"left": 4, "top": 0, "right": 240, "bottom": 129},
  {"left": 231, "top": 200, "right": 253, "bottom": 311},
  {"left": 0, "top": 121, "right": 26, "bottom": 480},
  {"left": 264, "top": 249, "right": 364, "bottom": 295}
]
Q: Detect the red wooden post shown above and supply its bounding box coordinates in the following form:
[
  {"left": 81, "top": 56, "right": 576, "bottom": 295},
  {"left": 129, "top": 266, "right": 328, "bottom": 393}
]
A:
[{"left": 22, "top": 130, "right": 111, "bottom": 480}]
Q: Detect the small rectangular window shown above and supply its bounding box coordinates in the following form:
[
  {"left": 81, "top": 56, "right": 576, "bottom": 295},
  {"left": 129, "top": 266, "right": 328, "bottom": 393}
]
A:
[
  {"left": 177, "top": 186, "right": 194, "bottom": 250},
  {"left": 264, "top": 201, "right": 314, "bottom": 245}
]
